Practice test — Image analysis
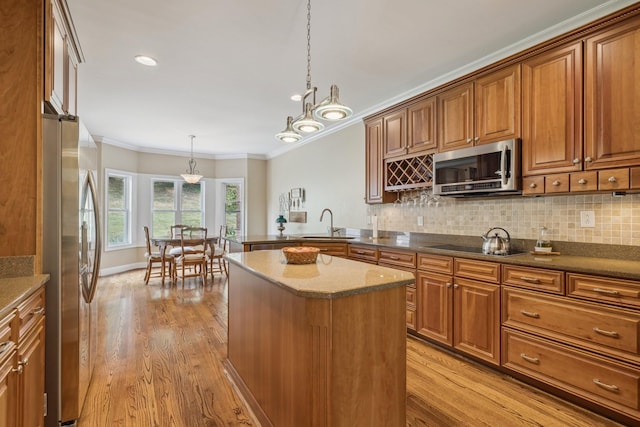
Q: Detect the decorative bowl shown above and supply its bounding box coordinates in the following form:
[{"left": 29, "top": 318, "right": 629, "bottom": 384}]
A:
[{"left": 282, "top": 246, "right": 320, "bottom": 264}]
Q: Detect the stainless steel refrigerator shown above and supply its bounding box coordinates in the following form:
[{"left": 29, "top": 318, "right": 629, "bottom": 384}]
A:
[{"left": 42, "top": 114, "right": 101, "bottom": 427}]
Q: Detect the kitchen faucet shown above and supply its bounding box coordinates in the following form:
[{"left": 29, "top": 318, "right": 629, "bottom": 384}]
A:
[{"left": 320, "top": 208, "right": 340, "bottom": 237}]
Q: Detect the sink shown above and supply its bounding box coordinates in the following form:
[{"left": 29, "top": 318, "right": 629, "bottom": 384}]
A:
[{"left": 301, "top": 236, "right": 355, "bottom": 240}]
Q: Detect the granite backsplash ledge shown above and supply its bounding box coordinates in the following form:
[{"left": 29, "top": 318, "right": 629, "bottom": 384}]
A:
[
  {"left": 0, "top": 256, "right": 35, "bottom": 278},
  {"left": 344, "top": 229, "right": 640, "bottom": 262}
]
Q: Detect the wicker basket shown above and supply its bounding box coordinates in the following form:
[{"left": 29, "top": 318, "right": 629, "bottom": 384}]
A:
[{"left": 282, "top": 246, "right": 320, "bottom": 264}]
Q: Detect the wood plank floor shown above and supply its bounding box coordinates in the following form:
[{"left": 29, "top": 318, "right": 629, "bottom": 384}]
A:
[{"left": 78, "top": 270, "right": 626, "bottom": 427}]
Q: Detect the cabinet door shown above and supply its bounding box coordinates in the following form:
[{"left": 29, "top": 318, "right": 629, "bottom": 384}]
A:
[
  {"left": 46, "top": 0, "right": 66, "bottom": 113},
  {"left": 383, "top": 110, "right": 407, "bottom": 158},
  {"left": 416, "top": 272, "right": 453, "bottom": 345},
  {"left": 453, "top": 277, "right": 501, "bottom": 365},
  {"left": 18, "top": 319, "right": 45, "bottom": 427},
  {"left": 585, "top": 17, "right": 640, "bottom": 170},
  {"left": 66, "top": 47, "right": 78, "bottom": 115},
  {"left": 0, "top": 350, "right": 17, "bottom": 427},
  {"left": 522, "top": 43, "right": 582, "bottom": 176},
  {"left": 365, "top": 118, "right": 394, "bottom": 204},
  {"left": 407, "top": 97, "right": 437, "bottom": 154},
  {"left": 437, "top": 82, "right": 474, "bottom": 152},
  {"left": 475, "top": 64, "right": 521, "bottom": 145}
]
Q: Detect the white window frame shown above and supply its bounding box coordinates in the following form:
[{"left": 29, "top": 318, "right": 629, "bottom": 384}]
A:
[
  {"left": 104, "top": 169, "right": 134, "bottom": 250},
  {"left": 150, "top": 178, "right": 205, "bottom": 237},
  {"left": 215, "top": 178, "right": 245, "bottom": 237}
]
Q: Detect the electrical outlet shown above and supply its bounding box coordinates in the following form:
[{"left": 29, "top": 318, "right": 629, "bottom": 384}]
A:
[
  {"left": 417, "top": 215, "right": 424, "bottom": 226},
  {"left": 580, "top": 210, "right": 596, "bottom": 228}
]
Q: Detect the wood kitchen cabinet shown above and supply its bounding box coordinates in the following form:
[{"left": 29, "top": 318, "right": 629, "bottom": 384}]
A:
[
  {"left": 416, "top": 254, "right": 454, "bottom": 345},
  {"left": 0, "top": 310, "right": 17, "bottom": 427},
  {"left": 365, "top": 118, "right": 395, "bottom": 204},
  {"left": 585, "top": 16, "right": 640, "bottom": 170},
  {"left": 407, "top": 96, "right": 437, "bottom": 154},
  {"left": 438, "top": 65, "right": 520, "bottom": 152},
  {"left": 382, "top": 110, "right": 407, "bottom": 158},
  {"left": 45, "top": 0, "right": 81, "bottom": 115},
  {"left": 521, "top": 42, "right": 583, "bottom": 177},
  {"left": 377, "top": 248, "right": 417, "bottom": 331}
]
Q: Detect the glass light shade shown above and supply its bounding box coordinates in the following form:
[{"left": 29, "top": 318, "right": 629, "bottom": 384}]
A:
[
  {"left": 275, "top": 116, "right": 302, "bottom": 143},
  {"left": 313, "top": 85, "right": 352, "bottom": 121},
  {"left": 181, "top": 173, "right": 202, "bottom": 184},
  {"left": 292, "top": 103, "right": 325, "bottom": 133}
]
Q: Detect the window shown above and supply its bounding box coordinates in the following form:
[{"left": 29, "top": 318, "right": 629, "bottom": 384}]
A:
[
  {"left": 224, "top": 182, "right": 242, "bottom": 237},
  {"left": 106, "top": 172, "right": 132, "bottom": 247},
  {"left": 151, "top": 180, "right": 204, "bottom": 237}
]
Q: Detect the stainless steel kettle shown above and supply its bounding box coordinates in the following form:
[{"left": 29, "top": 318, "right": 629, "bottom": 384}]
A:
[{"left": 481, "top": 227, "right": 511, "bottom": 255}]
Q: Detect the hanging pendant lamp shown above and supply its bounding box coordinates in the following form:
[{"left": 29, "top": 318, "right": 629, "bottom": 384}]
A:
[
  {"left": 275, "top": 0, "right": 352, "bottom": 143},
  {"left": 181, "top": 135, "right": 203, "bottom": 184}
]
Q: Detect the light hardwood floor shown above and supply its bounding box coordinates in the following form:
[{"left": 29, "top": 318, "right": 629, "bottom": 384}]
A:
[{"left": 77, "top": 270, "right": 626, "bottom": 427}]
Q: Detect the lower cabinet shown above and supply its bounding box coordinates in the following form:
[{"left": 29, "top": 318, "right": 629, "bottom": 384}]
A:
[
  {"left": 416, "top": 254, "right": 501, "bottom": 366},
  {"left": 17, "top": 318, "right": 45, "bottom": 427},
  {"left": 378, "top": 248, "right": 417, "bottom": 332},
  {"left": 0, "top": 309, "right": 17, "bottom": 427}
]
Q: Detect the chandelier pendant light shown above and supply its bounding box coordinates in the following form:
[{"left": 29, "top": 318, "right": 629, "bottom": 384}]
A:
[
  {"left": 275, "top": 0, "right": 352, "bottom": 143},
  {"left": 181, "top": 135, "right": 203, "bottom": 184}
]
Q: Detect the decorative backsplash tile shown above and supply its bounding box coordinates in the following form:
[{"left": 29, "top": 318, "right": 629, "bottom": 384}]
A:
[{"left": 367, "top": 193, "right": 640, "bottom": 247}]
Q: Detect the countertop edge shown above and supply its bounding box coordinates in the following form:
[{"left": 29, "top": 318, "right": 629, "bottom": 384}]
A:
[{"left": 0, "top": 274, "right": 50, "bottom": 318}]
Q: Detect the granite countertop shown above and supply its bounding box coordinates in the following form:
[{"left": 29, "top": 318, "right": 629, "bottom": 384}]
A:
[
  {"left": 226, "top": 250, "right": 414, "bottom": 299},
  {"left": 0, "top": 274, "right": 50, "bottom": 318},
  {"left": 228, "top": 234, "right": 640, "bottom": 281}
]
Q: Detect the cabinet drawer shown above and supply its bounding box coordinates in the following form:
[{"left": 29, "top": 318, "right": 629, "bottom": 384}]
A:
[
  {"left": 599, "top": 168, "right": 630, "bottom": 191},
  {"left": 0, "top": 310, "right": 15, "bottom": 363},
  {"left": 523, "top": 176, "right": 544, "bottom": 195},
  {"left": 503, "top": 287, "right": 640, "bottom": 364},
  {"left": 631, "top": 167, "right": 640, "bottom": 189},
  {"left": 502, "top": 265, "right": 564, "bottom": 294},
  {"left": 417, "top": 253, "right": 453, "bottom": 274},
  {"left": 570, "top": 171, "right": 598, "bottom": 192},
  {"left": 454, "top": 258, "right": 500, "bottom": 283},
  {"left": 568, "top": 273, "right": 640, "bottom": 310},
  {"left": 406, "top": 286, "right": 417, "bottom": 306},
  {"left": 302, "top": 242, "right": 347, "bottom": 257},
  {"left": 407, "top": 308, "right": 416, "bottom": 330},
  {"left": 378, "top": 249, "right": 416, "bottom": 269},
  {"left": 348, "top": 244, "right": 378, "bottom": 262},
  {"left": 503, "top": 328, "right": 640, "bottom": 414},
  {"left": 545, "top": 173, "right": 570, "bottom": 193},
  {"left": 16, "top": 288, "right": 45, "bottom": 341}
]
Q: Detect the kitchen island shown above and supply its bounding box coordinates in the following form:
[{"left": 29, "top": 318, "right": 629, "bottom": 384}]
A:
[{"left": 225, "top": 250, "right": 415, "bottom": 427}]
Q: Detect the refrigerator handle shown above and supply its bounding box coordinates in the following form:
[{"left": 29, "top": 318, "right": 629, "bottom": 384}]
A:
[{"left": 83, "top": 170, "right": 101, "bottom": 303}]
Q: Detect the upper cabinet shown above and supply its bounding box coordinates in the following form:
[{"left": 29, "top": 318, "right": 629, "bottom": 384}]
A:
[
  {"left": 45, "top": 0, "right": 82, "bottom": 115},
  {"left": 438, "top": 65, "right": 521, "bottom": 152},
  {"left": 522, "top": 42, "right": 583, "bottom": 176},
  {"left": 382, "top": 110, "right": 407, "bottom": 158},
  {"left": 407, "top": 96, "right": 437, "bottom": 154},
  {"left": 584, "top": 17, "right": 640, "bottom": 170},
  {"left": 365, "top": 119, "right": 395, "bottom": 204}
]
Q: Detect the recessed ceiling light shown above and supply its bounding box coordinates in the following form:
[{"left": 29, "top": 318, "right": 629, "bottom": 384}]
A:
[
  {"left": 290, "top": 94, "right": 302, "bottom": 102},
  {"left": 134, "top": 55, "right": 158, "bottom": 66}
]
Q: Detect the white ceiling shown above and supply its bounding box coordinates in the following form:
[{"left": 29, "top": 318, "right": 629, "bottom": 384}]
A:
[{"left": 66, "top": 0, "right": 635, "bottom": 159}]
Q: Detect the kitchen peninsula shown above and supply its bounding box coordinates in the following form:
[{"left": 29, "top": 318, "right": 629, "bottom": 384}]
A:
[{"left": 225, "top": 250, "right": 414, "bottom": 426}]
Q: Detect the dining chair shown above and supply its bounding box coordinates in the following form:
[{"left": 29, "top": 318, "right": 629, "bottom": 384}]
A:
[
  {"left": 168, "top": 224, "right": 193, "bottom": 256},
  {"left": 174, "top": 226, "right": 208, "bottom": 287},
  {"left": 143, "top": 225, "right": 174, "bottom": 284},
  {"left": 208, "top": 225, "right": 228, "bottom": 278}
]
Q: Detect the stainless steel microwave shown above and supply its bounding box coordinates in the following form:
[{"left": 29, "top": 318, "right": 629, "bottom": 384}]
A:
[{"left": 432, "top": 139, "right": 521, "bottom": 196}]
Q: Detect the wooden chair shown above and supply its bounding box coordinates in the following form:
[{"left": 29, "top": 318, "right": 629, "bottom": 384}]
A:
[
  {"left": 143, "top": 225, "right": 174, "bottom": 284},
  {"left": 174, "top": 226, "right": 208, "bottom": 287},
  {"left": 208, "top": 225, "right": 228, "bottom": 278},
  {"left": 168, "top": 224, "right": 193, "bottom": 257}
]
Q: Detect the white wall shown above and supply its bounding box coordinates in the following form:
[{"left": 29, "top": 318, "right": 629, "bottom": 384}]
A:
[{"left": 268, "top": 123, "right": 368, "bottom": 235}]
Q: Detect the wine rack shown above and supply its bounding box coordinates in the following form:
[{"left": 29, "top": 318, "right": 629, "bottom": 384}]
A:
[{"left": 385, "top": 154, "right": 433, "bottom": 191}]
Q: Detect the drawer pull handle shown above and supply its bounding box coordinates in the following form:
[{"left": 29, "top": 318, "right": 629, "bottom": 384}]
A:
[
  {"left": 585, "top": 156, "right": 593, "bottom": 163},
  {"left": 520, "top": 309, "right": 540, "bottom": 319},
  {"left": 356, "top": 250, "right": 364, "bottom": 254},
  {"left": 19, "top": 357, "right": 29, "bottom": 367},
  {"left": 593, "top": 379, "right": 619, "bottom": 392},
  {"left": 319, "top": 249, "right": 328, "bottom": 252},
  {"left": 32, "top": 306, "right": 45, "bottom": 316},
  {"left": 593, "top": 327, "right": 619, "bottom": 338},
  {"left": 520, "top": 276, "right": 540, "bottom": 284},
  {"left": 446, "top": 282, "right": 452, "bottom": 288},
  {"left": 552, "top": 180, "right": 560, "bottom": 186},
  {"left": 0, "top": 341, "right": 12, "bottom": 355},
  {"left": 389, "top": 256, "right": 400, "bottom": 260},
  {"left": 572, "top": 158, "right": 581, "bottom": 164},
  {"left": 578, "top": 178, "right": 587, "bottom": 185},
  {"left": 529, "top": 182, "right": 537, "bottom": 189},
  {"left": 453, "top": 284, "right": 459, "bottom": 289},
  {"left": 12, "top": 365, "right": 23, "bottom": 375},
  {"left": 593, "top": 287, "right": 620, "bottom": 296},
  {"left": 520, "top": 353, "right": 539, "bottom": 364},
  {"left": 608, "top": 176, "right": 617, "bottom": 183}
]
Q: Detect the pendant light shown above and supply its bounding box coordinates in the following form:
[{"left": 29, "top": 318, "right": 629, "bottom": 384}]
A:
[
  {"left": 275, "top": 0, "right": 352, "bottom": 143},
  {"left": 181, "top": 135, "right": 203, "bottom": 184}
]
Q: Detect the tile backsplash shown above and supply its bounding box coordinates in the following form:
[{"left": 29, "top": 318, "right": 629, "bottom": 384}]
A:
[{"left": 368, "top": 193, "right": 640, "bottom": 247}]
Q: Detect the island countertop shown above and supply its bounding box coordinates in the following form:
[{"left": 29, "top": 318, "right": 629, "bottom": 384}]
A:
[{"left": 226, "top": 250, "right": 415, "bottom": 299}]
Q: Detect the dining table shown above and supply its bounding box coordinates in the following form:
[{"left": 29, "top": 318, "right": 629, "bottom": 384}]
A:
[{"left": 151, "top": 236, "right": 218, "bottom": 285}]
